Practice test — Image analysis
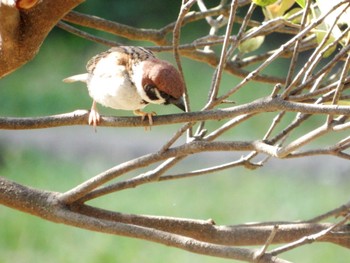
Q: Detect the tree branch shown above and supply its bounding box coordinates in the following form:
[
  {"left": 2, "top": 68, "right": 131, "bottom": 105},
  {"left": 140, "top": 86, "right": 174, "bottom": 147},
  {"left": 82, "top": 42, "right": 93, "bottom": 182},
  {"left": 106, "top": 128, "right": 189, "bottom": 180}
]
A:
[
  {"left": 0, "top": 176, "right": 293, "bottom": 263},
  {"left": 1, "top": 97, "right": 350, "bottom": 130},
  {"left": 1, "top": 175, "right": 349, "bottom": 261},
  {"left": 0, "top": 0, "right": 84, "bottom": 77}
]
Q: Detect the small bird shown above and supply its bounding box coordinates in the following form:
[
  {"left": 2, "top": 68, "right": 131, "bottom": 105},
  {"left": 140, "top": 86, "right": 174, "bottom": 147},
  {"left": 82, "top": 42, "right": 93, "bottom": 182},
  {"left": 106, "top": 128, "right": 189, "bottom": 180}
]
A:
[{"left": 63, "top": 46, "right": 185, "bottom": 128}]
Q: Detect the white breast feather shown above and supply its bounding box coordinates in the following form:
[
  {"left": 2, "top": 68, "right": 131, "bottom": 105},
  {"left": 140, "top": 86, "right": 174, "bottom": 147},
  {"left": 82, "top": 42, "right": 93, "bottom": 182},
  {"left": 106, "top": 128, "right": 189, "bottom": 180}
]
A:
[{"left": 87, "top": 53, "right": 145, "bottom": 111}]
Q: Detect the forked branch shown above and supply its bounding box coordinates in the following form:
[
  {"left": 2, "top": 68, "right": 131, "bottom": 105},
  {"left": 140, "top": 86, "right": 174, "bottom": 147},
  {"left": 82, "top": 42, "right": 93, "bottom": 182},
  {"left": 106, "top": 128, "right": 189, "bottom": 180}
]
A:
[{"left": 1, "top": 0, "right": 350, "bottom": 262}]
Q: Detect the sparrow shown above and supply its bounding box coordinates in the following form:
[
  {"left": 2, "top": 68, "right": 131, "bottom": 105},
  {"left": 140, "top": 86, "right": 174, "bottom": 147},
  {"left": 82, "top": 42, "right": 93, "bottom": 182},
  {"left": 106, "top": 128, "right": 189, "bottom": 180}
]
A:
[{"left": 63, "top": 46, "right": 185, "bottom": 128}]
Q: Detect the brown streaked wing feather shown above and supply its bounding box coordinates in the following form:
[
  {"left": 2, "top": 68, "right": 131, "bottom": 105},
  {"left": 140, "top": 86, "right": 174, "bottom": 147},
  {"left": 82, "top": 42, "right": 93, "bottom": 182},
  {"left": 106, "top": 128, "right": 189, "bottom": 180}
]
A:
[
  {"left": 86, "top": 48, "right": 128, "bottom": 74},
  {"left": 86, "top": 50, "right": 111, "bottom": 73},
  {"left": 109, "top": 46, "right": 155, "bottom": 62},
  {"left": 86, "top": 46, "right": 154, "bottom": 74}
]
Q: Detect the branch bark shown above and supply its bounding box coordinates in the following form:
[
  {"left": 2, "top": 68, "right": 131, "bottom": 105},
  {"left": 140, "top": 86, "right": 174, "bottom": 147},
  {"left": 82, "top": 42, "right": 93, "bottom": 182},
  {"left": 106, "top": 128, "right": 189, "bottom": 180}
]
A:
[
  {"left": 0, "top": 176, "right": 292, "bottom": 263},
  {"left": 0, "top": 0, "right": 84, "bottom": 77},
  {"left": 1, "top": 175, "right": 349, "bottom": 262},
  {"left": 1, "top": 97, "right": 350, "bottom": 129}
]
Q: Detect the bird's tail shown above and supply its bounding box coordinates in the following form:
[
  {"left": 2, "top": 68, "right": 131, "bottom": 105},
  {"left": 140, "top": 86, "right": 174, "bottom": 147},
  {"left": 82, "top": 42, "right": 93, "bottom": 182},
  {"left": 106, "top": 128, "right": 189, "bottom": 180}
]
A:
[{"left": 63, "top": 73, "right": 88, "bottom": 83}]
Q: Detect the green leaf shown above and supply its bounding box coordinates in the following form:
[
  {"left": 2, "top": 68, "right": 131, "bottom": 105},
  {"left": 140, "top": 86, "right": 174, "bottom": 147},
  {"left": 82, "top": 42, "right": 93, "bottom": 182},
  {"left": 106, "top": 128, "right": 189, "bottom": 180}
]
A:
[
  {"left": 295, "top": 0, "right": 306, "bottom": 8},
  {"left": 315, "top": 30, "right": 337, "bottom": 57},
  {"left": 252, "top": 0, "right": 278, "bottom": 7},
  {"left": 264, "top": 0, "right": 295, "bottom": 19},
  {"left": 284, "top": 7, "right": 303, "bottom": 23},
  {"left": 238, "top": 34, "right": 265, "bottom": 54}
]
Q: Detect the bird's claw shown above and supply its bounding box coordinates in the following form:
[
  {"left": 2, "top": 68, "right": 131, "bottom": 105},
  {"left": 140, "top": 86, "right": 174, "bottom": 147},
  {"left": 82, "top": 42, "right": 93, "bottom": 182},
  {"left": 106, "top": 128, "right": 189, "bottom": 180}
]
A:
[
  {"left": 88, "top": 101, "right": 100, "bottom": 131},
  {"left": 134, "top": 110, "right": 156, "bottom": 130}
]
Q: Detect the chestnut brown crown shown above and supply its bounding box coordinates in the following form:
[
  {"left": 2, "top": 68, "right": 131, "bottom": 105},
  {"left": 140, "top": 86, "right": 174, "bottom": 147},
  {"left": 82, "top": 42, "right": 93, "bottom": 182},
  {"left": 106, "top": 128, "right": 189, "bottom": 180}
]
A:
[{"left": 141, "top": 59, "right": 185, "bottom": 111}]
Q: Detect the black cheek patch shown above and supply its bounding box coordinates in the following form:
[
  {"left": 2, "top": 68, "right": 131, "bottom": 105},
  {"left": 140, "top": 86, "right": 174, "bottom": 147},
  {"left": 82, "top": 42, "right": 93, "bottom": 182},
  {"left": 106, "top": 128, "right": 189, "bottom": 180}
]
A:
[
  {"left": 145, "top": 87, "right": 159, "bottom": 100},
  {"left": 144, "top": 84, "right": 159, "bottom": 101}
]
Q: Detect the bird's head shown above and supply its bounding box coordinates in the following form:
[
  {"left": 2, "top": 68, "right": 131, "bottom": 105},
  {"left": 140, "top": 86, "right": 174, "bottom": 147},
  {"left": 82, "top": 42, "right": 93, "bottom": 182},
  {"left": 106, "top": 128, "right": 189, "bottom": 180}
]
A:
[{"left": 138, "top": 59, "right": 185, "bottom": 111}]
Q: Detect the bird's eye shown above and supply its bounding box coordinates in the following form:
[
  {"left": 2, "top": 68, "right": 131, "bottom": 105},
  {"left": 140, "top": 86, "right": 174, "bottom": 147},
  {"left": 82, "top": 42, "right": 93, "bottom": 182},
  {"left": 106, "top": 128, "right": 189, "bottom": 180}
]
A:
[
  {"left": 143, "top": 84, "right": 159, "bottom": 101},
  {"left": 144, "top": 84, "right": 155, "bottom": 92},
  {"left": 143, "top": 83, "right": 174, "bottom": 104}
]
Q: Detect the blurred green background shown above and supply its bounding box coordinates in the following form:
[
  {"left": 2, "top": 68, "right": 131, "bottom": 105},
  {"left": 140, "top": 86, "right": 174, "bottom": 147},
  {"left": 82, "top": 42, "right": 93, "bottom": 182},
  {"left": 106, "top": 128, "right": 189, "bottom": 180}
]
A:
[{"left": 0, "top": 1, "right": 349, "bottom": 262}]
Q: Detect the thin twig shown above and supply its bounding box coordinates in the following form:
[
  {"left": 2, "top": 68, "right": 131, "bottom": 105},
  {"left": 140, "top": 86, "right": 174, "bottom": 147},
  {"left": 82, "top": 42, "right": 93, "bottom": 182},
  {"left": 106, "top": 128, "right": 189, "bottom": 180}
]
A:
[
  {"left": 204, "top": 113, "right": 255, "bottom": 141},
  {"left": 280, "top": 1, "right": 350, "bottom": 98},
  {"left": 234, "top": 37, "right": 317, "bottom": 68},
  {"left": 57, "top": 21, "right": 121, "bottom": 47},
  {"left": 303, "top": 3, "right": 350, "bottom": 82},
  {"left": 327, "top": 40, "right": 350, "bottom": 124},
  {"left": 59, "top": 140, "right": 261, "bottom": 203},
  {"left": 307, "top": 201, "right": 350, "bottom": 223},
  {"left": 270, "top": 215, "right": 350, "bottom": 256},
  {"left": 214, "top": 4, "right": 339, "bottom": 106},
  {"left": 195, "top": 0, "right": 239, "bottom": 137},
  {"left": 206, "top": 0, "right": 239, "bottom": 106},
  {"left": 79, "top": 156, "right": 186, "bottom": 202},
  {"left": 263, "top": 111, "right": 286, "bottom": 141},
  {"left": 255, "top": 225, "right": 279, "bottom": 262},
  {"left": 62, "top": 10, "right": 166, "bottom": 45},
  {"left": 284, "top": 0, "right": 311, "bottom": 87},
  {"left": 276, "top": 123, "right": 330, "bottom": 158},
  {"left": 291, "top": 27, "right": 350, "bottom": 96},
  {"left": 172, "top": 0, "right": 197, "bottom": 141},
  {"left": 159, "top": 157, "right": 261, "bottom": 182}
]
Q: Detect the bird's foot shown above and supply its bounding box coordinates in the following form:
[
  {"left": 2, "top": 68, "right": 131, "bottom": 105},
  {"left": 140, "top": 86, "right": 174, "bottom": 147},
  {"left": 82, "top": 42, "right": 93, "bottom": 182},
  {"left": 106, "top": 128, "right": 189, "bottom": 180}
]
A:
[
  {"left": 134, "top": 109, "right": 156, "bottom": 130},
  {"left": 88, "top": 101, "right": 100, "bottom": 131}
]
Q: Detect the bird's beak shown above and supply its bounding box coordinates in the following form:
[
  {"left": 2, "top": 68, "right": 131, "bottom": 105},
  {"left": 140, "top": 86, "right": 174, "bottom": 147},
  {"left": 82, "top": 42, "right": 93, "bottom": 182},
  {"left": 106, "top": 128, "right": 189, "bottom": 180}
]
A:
[{"left": 171, "top": 96, "right": 186, "bottom": 112}]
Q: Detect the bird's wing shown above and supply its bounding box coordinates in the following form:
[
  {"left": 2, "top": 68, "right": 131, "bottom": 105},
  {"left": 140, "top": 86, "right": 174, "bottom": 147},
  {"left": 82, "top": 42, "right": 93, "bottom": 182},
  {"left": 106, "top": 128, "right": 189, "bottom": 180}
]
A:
[
  {"left": 109, "top": 46, "right": 155, "bottom": 62},
  {"left": 85, "top": 46, "right": 155, "bottom": 76},
  {"left": 63, "top": 46, "right": 156, "bottom": 83}
]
